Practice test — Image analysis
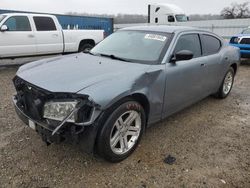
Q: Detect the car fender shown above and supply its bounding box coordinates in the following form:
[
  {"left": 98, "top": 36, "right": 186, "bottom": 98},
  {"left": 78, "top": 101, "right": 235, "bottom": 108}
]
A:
[{"left": 78, "top": 65, "right": 166, "bottom": 126}]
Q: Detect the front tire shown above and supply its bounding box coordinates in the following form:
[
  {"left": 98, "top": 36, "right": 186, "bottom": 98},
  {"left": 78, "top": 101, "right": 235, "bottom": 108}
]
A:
[
  {"left": 215, "top": 67, "right": 235, "bottom": 99},
  {"left": 96, "top": 100, "right": 146, "bottom": 162}
]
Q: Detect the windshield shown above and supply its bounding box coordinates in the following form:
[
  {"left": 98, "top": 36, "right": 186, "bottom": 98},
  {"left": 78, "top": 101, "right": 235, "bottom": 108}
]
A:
[
  {"left": 91, "top": 30, "right": 172, "bottom": 64},
  {"left": 175, "top": 14, "right": 188, "bottom": 22},
  {"left": 0, "top": 15, "right": 6, "bottom": 23},
  {"left": 242, "top": 28, "right": 250, "bottom": 34}
]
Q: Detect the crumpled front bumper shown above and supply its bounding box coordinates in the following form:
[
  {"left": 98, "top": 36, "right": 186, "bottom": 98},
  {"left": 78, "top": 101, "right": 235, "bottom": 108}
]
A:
[
  {"left": 13, "top": 96, "right": 101, "bottom": 153},
  {"left": 13, "top": 96, "right": 64, "bottom": 144}
]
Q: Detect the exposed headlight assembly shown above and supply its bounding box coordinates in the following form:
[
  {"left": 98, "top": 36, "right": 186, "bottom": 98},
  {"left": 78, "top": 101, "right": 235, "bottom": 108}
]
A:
[{"left": 43, "top": 101, "right": 78, "bottom": 122}]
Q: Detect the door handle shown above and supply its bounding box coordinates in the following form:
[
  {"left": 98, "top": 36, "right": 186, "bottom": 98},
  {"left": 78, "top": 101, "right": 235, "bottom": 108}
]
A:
[
  {"left": 52, "top": 34, "right": 59, "bottom": 37},
  {"left": 201, "top": 63, "right": 206, "bottom": 67},
  {"left": 28, "top": 34, "right": 35, "bottom": 38}
]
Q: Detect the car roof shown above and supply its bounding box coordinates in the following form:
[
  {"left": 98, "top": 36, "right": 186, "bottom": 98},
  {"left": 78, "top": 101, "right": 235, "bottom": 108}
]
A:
[
  {"left": 121, "top": 25, "right": 224, "bottom": 41},
  {"left": 121, "top": 25, "right": 207, "bottom": 34},
  {"left": 2, "top": 13, "right": 55, "bottom": 17}
]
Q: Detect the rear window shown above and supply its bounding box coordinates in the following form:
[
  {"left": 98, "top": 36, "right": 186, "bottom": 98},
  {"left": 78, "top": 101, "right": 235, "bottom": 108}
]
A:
[
  {"left": 200, "top": 34, "right": 221, "bottom": 56},
  {"left": 33, "top": 16, "right": 56, "bottom": 31}
]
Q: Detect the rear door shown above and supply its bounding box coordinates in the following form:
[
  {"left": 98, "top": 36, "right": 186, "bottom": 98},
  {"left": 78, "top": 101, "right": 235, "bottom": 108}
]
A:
[
  {"left": 163, "top": 33, "right": 207, "bottom": 117},
  {"left": 32, "top": 16, "right": 63, "bottom": 55},
  {"left": 200, "top": 34, "right": 222, "bottom": 94},
  {"left": 0, "top": 15, "right": 36, "bottom": 57}
]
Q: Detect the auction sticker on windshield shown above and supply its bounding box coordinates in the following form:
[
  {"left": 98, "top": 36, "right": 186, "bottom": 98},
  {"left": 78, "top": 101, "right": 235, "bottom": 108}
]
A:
[{"left": 144, "top": 34, "right": 167, "bottom": 42}]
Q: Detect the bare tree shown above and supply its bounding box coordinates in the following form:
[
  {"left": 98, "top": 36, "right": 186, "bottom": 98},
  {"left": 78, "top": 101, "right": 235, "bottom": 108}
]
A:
[
  {"left": 237, "top": 2, "right": 250, "bottom": 18},
  {"left": 221, "top": 2, "right": 250, "bottom": 19},
  {"left": 221, "top": 3, "right": 237, "bottom": 19}
]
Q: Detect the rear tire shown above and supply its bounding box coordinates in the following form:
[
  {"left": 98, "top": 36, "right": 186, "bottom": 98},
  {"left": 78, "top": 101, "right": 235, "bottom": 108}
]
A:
[
  {"left": 78, "top": 43, "right": 94, "bottom": 52},
  {"left": 96, "top": 100, "right": 146, "bottom": 163},
  {"left": 215, "top": 67, "right": 235, "bottom": 99}
]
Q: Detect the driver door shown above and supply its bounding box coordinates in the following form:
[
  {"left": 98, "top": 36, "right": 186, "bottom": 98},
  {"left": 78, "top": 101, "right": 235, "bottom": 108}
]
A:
[
  {"left": 162, "top": 33, "right": 207, "bottom": 118},
  {"left": 0, "top": 16, "right": 36, "bottom": 58}
]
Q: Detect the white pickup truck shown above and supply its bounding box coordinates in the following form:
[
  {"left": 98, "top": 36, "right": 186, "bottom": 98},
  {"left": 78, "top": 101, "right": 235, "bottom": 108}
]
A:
[{"left": 0, "top": 13, "right": 104, "bottom": 58}]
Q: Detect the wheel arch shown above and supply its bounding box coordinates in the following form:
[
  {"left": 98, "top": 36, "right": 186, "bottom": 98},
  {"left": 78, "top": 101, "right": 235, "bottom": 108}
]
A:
[
  {"left": 130, "top": 93, "right": 150, "bottom": 123},
  {"left": 100, "top": 93, "right": 150, "bottom": 124},
  {"left": 78, "top": 39, "right": 95, "bottom": 50},
  {"left": 230, "top": 63, "right": 238, "bottom": 75},
  {"left": 92, "top": 93, "right": 150, "bottom": 153}
]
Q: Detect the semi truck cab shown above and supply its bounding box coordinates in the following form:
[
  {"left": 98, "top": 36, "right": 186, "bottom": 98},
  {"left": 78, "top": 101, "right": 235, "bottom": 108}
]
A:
[{"left": 148, "top": 3, "right": 189, "bottom": 24}]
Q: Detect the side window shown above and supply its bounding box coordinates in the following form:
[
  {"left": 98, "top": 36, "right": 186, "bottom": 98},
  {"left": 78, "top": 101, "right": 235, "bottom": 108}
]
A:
[
  {"left": 3, "top": 16, "right": 31, "bottom": 31},
  {"left": 168, "top": 15, "right": 175, "bottom": 22},
  {"left": 155, "top": 18, "right": 158, "bottom": 23},
  {"left": 33, "top": 17, "right": 57, "bottom": 31},
  {"left": 174, "top": 34, "right": 201, "bottom": 58},
  {"left": 201, "top": 34, "right": 221, "bottom": 55}
]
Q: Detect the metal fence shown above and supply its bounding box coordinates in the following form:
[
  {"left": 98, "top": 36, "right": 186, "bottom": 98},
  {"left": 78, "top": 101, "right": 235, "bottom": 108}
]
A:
[{"left": 115, "top": 18, "right": 250, "bottom": 39}]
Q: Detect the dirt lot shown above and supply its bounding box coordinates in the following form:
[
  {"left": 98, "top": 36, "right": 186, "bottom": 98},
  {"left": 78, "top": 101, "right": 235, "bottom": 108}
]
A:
[{"left": 0, "top": 63, "right": 250, "bottom": 188}]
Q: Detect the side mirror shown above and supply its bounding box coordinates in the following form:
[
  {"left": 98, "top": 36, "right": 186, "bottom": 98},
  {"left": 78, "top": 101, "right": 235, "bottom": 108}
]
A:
[
  {"left": 0, "top": 25, "right": 8, "bottom": 32},
  {"left": 170, "top": 50, "right": 194, "bottom": 63}
]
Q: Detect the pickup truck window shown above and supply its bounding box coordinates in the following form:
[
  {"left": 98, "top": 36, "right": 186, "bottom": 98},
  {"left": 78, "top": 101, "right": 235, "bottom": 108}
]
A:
[
  {"left": 33, "top": 17, "right": 57, "bottom": 31},
  {"left": 0, "top": 15, "right": 6, "bottom": 23},
  {"left": 3, "top": 16, "right": 31, "bottom": 31}
]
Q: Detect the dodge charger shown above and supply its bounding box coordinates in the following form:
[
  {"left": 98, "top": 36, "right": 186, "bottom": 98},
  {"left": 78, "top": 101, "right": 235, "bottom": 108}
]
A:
[{"left": 13, "top": 26, "right": 240, "bottom": 162}]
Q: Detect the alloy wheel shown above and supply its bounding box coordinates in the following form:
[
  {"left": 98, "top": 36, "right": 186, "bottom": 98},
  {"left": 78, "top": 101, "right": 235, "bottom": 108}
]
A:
[
  {"left": 110, "top": 110, "right": 141, "bottom": 155},
  {"left": 223, "top": 71, "right": 233, "bottom": 95}
]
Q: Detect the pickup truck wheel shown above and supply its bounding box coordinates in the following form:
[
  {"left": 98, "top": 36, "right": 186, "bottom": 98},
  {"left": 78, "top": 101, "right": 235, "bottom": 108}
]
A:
[
  {"left": 215, "top": 67, "right": 235, "bottom": 99},
  {"left": 78, "top": 43, "right": 94, "bottom": 52},
  {"left": 96, "top": 100, "right": 145, "bottom": 163}
]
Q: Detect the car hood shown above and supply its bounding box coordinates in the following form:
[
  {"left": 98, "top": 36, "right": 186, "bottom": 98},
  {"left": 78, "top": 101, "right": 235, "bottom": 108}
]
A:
[{"left": 17, "top": 53, "right": 151, "bottom": 93}]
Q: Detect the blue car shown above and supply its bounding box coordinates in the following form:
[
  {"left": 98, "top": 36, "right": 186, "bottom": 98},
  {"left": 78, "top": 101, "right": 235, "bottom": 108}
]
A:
[{"left": 229, "top": 27, "right": 250, "bottom": 58}]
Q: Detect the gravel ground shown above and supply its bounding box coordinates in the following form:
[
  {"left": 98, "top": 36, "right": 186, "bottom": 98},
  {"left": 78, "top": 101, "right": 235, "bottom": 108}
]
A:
[{"left": 0, "top": 62, "right": 250, "bottom": 188}]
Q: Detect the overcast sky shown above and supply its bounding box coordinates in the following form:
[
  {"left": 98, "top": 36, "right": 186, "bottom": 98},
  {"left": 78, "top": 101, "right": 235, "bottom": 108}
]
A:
[{"left": 0, "top": 0, "right": 248, "bottom": 15}]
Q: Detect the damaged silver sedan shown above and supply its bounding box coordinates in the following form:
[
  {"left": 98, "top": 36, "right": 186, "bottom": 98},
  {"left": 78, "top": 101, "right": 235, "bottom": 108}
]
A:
[{"left": 13, "top": 26, "right": 240, "bottom": 162}]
